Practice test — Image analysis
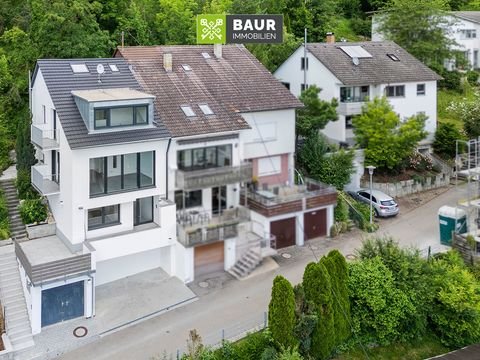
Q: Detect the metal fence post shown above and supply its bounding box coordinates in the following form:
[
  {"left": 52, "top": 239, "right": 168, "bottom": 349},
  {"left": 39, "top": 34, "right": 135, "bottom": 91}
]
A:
[
  {"left": 222, "top": 329, "right": 225, "bottom": 341},
  {"left": 264, "top": 311, "right": 268, "bottom": 328},
  {"left": 176, "top": 349, "right": 180, "bottom": 360}
]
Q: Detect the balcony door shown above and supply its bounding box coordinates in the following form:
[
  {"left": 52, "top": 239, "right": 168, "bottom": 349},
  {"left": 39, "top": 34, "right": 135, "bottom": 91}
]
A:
[
  {"left": 53, "top": 109, "right": 57, "bottom": 140},
  {"left": 51, "top": 150, "right": 60, "bottom": 184},
  {"left": 211, "top": 186, "right": 226, "bottom": 215}
]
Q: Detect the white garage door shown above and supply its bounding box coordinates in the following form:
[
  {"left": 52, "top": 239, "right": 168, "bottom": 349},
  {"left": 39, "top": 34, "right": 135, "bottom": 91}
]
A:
[{"left": 96, "top": 248, "right": 163, "bottom": 286}]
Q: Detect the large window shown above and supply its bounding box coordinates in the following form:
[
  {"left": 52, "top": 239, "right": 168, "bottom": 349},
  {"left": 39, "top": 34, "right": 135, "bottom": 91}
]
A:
[
  {"left": 175, "top": 190, "right": 202, "bottom": 210},
  {"left": 340, "top": 86, "right": 369, "bottom": 102},
  {"left": 88, "top": 205, "right": 120, "bottom": 230},
  {"left": 385, "top": 85, "right": 405, "bottom": 97},
  {"left": 94, "top": 105, "right": 149, "bottom": 129},
  {"left": 177, "top": 145, "right": 232, "bottom": 171},
  {"left": 134, "top": 196, "right": 154, "bottom": 225},
  {"left": 90, "top": 151, "right": 155, "bottom": 196},
  {"left": 460, "top": 29, "right": 477, "bottom": 39}
]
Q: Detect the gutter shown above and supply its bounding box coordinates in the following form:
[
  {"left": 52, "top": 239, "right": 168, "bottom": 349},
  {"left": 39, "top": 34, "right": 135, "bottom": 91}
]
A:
[{"left": 165, "top": 138, "right": 172, "bottom": 200}]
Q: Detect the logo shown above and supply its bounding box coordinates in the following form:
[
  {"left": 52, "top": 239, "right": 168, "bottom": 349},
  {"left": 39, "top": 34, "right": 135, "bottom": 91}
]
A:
[
  {"left": 197, "top": 14, "right": 226, "bottom": 44},
  {"left": 197, "top": 15, "right": 283, "bottom": 44}
]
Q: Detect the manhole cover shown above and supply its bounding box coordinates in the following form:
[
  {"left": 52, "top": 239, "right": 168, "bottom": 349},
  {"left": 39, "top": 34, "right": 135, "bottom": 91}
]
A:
[
  {"left": 346, "top": 254, "right": 357, "bottom": 260},
  {"left": 198, "top": 281, "right": 209, "bottom": 288},
  {"left": 282, "top": 253, "right": 292, "bottom": 259},
  {"left": 73, "top": 326, "right": 88, "bottom": 338}
]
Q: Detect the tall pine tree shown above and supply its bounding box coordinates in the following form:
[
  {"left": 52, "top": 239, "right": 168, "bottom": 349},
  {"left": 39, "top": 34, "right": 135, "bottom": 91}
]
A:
[{"left": 269, "top": 275, "right": 297, "bottom": 349}]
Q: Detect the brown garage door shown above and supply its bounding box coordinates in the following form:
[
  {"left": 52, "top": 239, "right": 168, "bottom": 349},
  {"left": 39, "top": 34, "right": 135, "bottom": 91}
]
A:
[
  {"left": 194, "top": 241, "right": 225, "bottom": 277},
  {"left": 304, "top": 209, "right": 327, "bottom": 240},
  {"left": 270, "top": 217, "right": 296, "bottom": 249}
]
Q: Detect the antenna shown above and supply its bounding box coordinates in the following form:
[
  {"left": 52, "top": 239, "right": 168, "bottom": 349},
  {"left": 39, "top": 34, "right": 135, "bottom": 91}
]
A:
[
  {"left": 352, "top": 57, "right": 359, "bottom": 66},
  {"left": 96, "top": 64, "right": 105, "bottom": 83}
]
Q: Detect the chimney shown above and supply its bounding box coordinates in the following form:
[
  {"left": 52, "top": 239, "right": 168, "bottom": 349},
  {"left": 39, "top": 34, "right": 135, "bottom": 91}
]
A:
[
  {"left": 163, "top": 53, "right": 172, "bottom": 72},
  {"left": 214, "top": 44, "right": 222, "bottom": 59},
  {"left": 326, "top": 32, "right": 335, "bottom": 44}
]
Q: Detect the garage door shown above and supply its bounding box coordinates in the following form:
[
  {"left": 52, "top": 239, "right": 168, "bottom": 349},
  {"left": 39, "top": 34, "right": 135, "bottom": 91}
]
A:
[
  {"left": 270, "top": 217, "right": 296, "bottom": 249},
  {"left": 96, "top": 248, "right": 163, "bottom": 286},
  {"left": 194, "top": 241, "right": 224, "bottom": 277},
  {"left": 304, "top": 209, "right": 327, "bottom": 240},
  {"left": 41, "top": 281, "right": 84, "bottom": 327}
]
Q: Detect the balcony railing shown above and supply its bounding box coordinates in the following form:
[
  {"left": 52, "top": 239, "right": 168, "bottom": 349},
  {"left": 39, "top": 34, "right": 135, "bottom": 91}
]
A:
[
  {"left": 177, "top": 207, "right": 250, "bottom": 247},
  {"left": 176, "top": 162, "right": 253, "bottom": 190},
  {"left": 340, "top": 95, "right": 368, "bottom": 103},
  {"left": 31, "top": 124, "right": 59, "bottom": 150},
  {"left": 32, "top": 164, "right": 60, "bottom": 196},
  {"left": 242, "top": 178, "right": 337, "bottom": 217}
]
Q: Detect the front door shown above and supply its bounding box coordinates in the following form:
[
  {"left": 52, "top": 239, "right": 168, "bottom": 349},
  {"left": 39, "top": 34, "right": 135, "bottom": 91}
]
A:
[
  {"left": 211, "top": 186, "right": 227, "bottom": 215},
  {"left": 41, "top": 281, "right": 84, "bottom": 327}
]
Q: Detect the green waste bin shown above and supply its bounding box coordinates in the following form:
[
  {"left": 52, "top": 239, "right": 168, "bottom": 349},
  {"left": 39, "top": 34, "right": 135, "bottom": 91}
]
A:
[{"left": 438, "top": 206, "right": 467, "bottom": 246}]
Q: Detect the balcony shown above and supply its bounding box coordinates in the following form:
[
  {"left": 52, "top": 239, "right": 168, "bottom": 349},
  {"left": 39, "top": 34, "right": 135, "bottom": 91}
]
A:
[
  {"left": 176, "top": 162, "right": 253, "bottom": 191},
  {"left": 31, "top": 124, "right": 59, "bottom": 150},
  {"left": 338, "top": 99, "right": 366, "bottom": 116},
  {"left": 15, "top": 236, "right": 93, "bottom": 286},
  {"left": 241, "top": 178, "right": 337, "bottom": 218},
  {"left": 177, "top": 206, "right": 250, "bottom": 247},
  {"left": 32, "top": 164, "right": 60, "bottom": 196}
]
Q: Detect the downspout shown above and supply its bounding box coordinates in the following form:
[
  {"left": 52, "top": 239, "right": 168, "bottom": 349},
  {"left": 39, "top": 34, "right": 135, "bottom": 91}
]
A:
[{"left": 165, "top": 138, "right": 172, "bottom": 200}]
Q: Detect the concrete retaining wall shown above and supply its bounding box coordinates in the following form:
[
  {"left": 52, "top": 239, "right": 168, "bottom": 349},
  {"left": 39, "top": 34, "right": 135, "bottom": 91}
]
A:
[
  {"left": 26, "top": 222, "right": 56, "bottom": 240},
  {"left": 361, "top": 173, "right": 450, "bottom": 198}
]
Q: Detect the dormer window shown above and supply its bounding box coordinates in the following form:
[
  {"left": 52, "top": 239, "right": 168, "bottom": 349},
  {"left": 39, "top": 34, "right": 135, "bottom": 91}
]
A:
[{"left": 94, "top": 105, "right": 149, "bottom": 129}]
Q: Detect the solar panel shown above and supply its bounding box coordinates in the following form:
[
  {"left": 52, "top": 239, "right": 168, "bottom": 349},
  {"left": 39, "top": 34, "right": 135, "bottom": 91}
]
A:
[{"left": 339, "top": 46, "right": 372, "bottom": 59}]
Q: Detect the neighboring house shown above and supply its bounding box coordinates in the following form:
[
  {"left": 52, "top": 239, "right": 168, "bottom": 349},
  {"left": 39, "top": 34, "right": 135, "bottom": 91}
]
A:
[
  {"left": 24, "top": 45, "right": 337, "bottom": 333},
  {"left": 372, "top": 11, "right": 480, "bottom": 70},
  {"left": 117, "top": 44, "right": 337, "bottom": 279},
  {"left": 274, "top": 40, "right": 441, "bottom": 145},
  {"left": 26, "top": 58, "right": 177, "bottom": 333}
]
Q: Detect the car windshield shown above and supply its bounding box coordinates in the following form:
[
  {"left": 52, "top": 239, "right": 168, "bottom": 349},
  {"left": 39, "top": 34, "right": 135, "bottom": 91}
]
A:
[{"left": 381, "top": 200, "right": 396, "bottom": 206}]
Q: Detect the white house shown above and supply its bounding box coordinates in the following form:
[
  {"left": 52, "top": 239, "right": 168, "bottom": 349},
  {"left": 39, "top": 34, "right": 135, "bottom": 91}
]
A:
[
  {"left": 117, "top": 44, "right": 338, "bottom": 279},
  {"left": 372, "top": 11, "right": 480, "bottom": 70},
  {"left": 26, "top": 58, "right": 177, "bottom": 334},
  {"left": 274, "top": 40, "right": 441, "bottom": 145}
]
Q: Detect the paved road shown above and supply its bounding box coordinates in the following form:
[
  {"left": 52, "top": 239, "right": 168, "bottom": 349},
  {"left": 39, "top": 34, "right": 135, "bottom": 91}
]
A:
[{"left": 58, "top": 185, "right": 465, "bottom": 360}]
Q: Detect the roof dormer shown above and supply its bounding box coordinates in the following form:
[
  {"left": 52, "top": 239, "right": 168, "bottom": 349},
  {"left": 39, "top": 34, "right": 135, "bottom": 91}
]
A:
[{"left": 71, "top": 88, "right": 155, "bottom": 133}]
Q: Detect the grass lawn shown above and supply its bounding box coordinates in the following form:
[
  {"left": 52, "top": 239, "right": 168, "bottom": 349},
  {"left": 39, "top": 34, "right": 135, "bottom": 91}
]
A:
[
  {"left": 437, "top": 87, "right": 476, "bottom": 130},
  {"left": 334, "top": 336, "right": 449, "bottom": 360}
]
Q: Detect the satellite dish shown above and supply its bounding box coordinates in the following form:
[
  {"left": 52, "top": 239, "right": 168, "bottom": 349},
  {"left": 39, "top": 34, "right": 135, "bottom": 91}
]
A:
[
  {"left": 96, "top": 64, "right": 105, "bottom": 74},
  {"left": 352, "top": 57, "right": 360, "bottom": 66}
]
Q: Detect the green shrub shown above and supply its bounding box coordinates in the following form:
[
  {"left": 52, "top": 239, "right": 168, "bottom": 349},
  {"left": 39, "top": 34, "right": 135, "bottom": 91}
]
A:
[
  {"left": 334, "top": 193, "right": 349, "bottom": 223},
  {"left": 260, "top": 346, "right": 277, "bottom": 360},
  {"left": 293, "top": 284, "right": 317, "bottom": 356},
  {"left": 433, "top": 122, "right": 464, "bottom": 160},
  {"left": 276, "top": 346, "right": 303, "bottom": 360},
  {"left": 0, "top": 189, "right": 9, "bottom": 239},
  {"left": 466, "top": 70, "right": 479, "bottom": 86},
  {"left": 269, "top": 276, "right": 297, "bottom": 349},
  {"left": 16, "top": 169, "right": 38, "bottom": 200},
  {"left": 18, "top": 198, "right": 47, "bottom": 224},
  {"left": 233, "top": 331, "right": 272, "bottom": 360}
]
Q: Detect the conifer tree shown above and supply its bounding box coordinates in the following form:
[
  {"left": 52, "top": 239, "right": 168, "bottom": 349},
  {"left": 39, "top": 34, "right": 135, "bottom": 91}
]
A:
[{"left": 269, "top": 275, "right": 297, "bottom": 349}]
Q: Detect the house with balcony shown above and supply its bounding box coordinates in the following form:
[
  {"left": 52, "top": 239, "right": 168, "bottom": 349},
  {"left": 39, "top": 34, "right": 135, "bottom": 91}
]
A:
[
  {"left": 26, "top": 58, "right": 180, "bottom": 334},
  {"left": 274, "top": 40, "right": 441, "bottom": 145},
  {"left": 117, "top": 44, "right": 337, "bottom": 280}
]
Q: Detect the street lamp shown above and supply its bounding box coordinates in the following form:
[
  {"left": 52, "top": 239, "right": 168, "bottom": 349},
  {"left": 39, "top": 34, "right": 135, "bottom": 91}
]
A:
[{"left": 366, "top": 165, "right": 376, "bottom": 224}]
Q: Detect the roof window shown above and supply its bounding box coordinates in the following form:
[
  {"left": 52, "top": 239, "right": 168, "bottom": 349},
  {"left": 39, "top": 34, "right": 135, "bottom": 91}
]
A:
[
  {"left": 182, "top": 64, "right": 192, "bottom": 71},
  {"left": 70, "top": 64, "right": 89, "bottom": 73},
  {"left": 109, "top": 64, "right": 119, "bottom": 72},
  {"left": 339, "top": 46, "right": 372, "bottom": 59},
  {"left": 387, "top": 53, "right": 400, "bottom": 61},
  {"left": 181, "top": 106, "right": 196, "bottom": 117},
  {"left": 199, "top": 104, "right": 214, "bottom": 115},
  {"left": 201, "top": 52, "right": 211, "bottom": 59}
]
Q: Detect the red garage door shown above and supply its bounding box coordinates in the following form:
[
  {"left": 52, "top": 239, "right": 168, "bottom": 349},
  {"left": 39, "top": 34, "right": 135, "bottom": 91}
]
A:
[
  {"left": 304, "top": 209, "right": 327, "bottom": 240},
  {"left": 270, "top": 217, "right": 296, "bottom": 249},
  {"left": 194, "top": 241, "right": 225, "bottom": 277}
]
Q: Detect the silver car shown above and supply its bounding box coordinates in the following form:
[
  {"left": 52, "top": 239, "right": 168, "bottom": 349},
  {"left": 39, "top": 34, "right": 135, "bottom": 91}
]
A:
[{"left": 348, "top": 189, "right": 399, "bottom": 217}]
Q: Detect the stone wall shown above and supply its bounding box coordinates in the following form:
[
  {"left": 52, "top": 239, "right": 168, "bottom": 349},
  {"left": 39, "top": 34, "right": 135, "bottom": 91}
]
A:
[{"left": 360, "top": 173, "right": 450, "bottom": 198}]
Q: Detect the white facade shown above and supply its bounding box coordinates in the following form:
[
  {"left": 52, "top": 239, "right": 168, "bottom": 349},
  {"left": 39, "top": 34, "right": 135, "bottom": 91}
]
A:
[{"left": 274, "top": 45, "right": 438, "bottom": 143}]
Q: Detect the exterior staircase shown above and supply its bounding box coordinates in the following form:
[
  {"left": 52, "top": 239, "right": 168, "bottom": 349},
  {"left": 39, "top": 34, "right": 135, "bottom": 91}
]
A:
[
  {"left": 0, "top": 245, "right": 34, "bottom": 351},
  {"left": 228, "top": 247, "right": 262, "bottom": 280},
  {"left": 0, "top": 179, "right": 28, "bottom": 242}
]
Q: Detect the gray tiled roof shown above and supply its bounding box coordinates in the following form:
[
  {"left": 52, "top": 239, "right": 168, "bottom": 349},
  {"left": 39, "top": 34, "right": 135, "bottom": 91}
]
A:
[
  {"left": 34, "top": 59, "right": 170, "bottom": 149},
  {"left": 116, "top": 45, "right": 303, "bottom": 138},
  {"left": 307, "top": 41, "right": 442, "bottom": 86},
  {"left": 452, "top": 11, "right": 480, "bottom": 24}
]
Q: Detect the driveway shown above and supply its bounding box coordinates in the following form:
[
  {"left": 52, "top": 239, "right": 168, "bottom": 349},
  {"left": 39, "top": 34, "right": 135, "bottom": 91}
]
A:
[{"left": 58, "top": 184, "right": 464, "bottom": 360}]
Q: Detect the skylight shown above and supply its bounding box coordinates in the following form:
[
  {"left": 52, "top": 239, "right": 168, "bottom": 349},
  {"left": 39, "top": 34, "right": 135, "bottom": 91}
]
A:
[
  {"left": 201, "top": 52, "right": 211, "bottom": 59},
  {"left": 181, "top": 106, "right": 196, "bottom": 117},
  {"left": 387, "top": 53, "right": 400, "bottom": 62},
  {"left": 70, "top": 64, "right": 89, "bottom": 73},
  {"left": 109, "top": 64, "right": 119, "bottom": 72},
  {"left": 199, "top": 104, "right": 214, "bottom": 115},
  {"left": 339, "top": 46, "right": 372, "bottom": 59},
  {"left": 182, "top": 64, "right": 192, "bottom": 71}
]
